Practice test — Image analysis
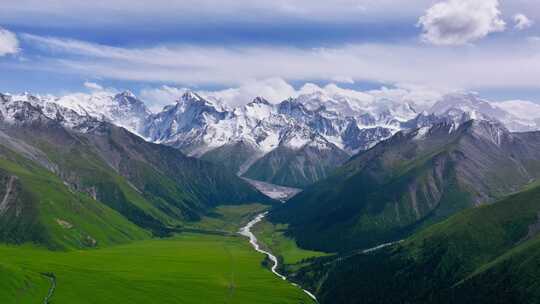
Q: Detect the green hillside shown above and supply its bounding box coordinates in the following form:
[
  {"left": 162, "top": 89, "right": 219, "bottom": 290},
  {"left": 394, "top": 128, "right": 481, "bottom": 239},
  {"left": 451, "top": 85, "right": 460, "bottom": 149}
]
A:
[
  {"left": 271, "top": 121, "right": 540, "bottom": 252},
  {"left": 450, "top": 234, "right": 540, "bottom": 303},
  {"left": 0, "top": 145, "right": 149, "bottom": 250},
  {"left": 0, "top": 113, "right": 270, "bottom": 248},
  {"left": 303, "top": 181, "right": 540, "bottom": 304}
]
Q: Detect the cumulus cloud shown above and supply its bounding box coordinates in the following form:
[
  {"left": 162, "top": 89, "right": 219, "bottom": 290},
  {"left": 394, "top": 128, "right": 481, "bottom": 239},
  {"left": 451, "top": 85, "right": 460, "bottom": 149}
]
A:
[
  {"left": 0, "top": 27, "right": 19, "bottom": 56},
  {"left": 83, "top": 81, "right": 104, "bottom": 91},
  {"left": 418, "top": 0, "right": 506, "bottom": 46},
  {"left": 514, "top": 14, "right": 534, "bottom": 30}
]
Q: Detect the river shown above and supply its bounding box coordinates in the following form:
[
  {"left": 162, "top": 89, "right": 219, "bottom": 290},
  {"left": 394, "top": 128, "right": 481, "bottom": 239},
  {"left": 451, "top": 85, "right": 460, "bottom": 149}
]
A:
[
  {"left": 238, "top": 179, "right": 404, "bottom": 302},
  {"left": 239, "top": 212, "right": 318, "bottom": 302}
]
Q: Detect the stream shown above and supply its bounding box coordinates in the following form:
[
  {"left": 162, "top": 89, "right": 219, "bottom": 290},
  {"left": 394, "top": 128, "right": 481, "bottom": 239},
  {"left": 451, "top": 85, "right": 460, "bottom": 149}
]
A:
[{"left": 239, "top": 212, "right": 318, "bottom": 302}]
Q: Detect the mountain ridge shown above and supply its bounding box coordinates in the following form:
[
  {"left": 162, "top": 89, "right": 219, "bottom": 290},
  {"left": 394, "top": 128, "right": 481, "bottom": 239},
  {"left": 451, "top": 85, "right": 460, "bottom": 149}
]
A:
[
  {"left": 0, "top": 93, "right": 270, "bottom": 249},
  {"left": 270, "top": 116, "right": 540, "bottom": 252},
  {"left": 2, "top": 87, "right": 539, "bottom": 189}
]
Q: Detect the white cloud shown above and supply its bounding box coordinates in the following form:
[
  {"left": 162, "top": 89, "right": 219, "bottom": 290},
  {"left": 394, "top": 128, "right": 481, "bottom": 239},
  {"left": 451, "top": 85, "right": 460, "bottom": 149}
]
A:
[
  {"left": 418, "top": 0, "right": 506, "bottom": 46},
  {"left": 83, "top": 81, "right": 104, "bottom": 91},
  {"left": 140, "top": 78, "right": 297, "bottom": 111},
  {"left": 367, "top": 84, "right": 447, "bottom": 110},
  {"left": 207, "top": 78, "right": 297, "bottom": 107},
  {"left": 19, "top": 34, "right": 540, "bottom": 92},
  {"left": 139, "top": 86, "right": 188, "bottom": 112},
  {"left": 0, "top": 27, "right": 19, "bottom": 56},
  {"left": 494, "top": 100, "right": 540, "bottom": 121},
  {"left": 139, "top": 79, "right": 449, "bottom": 114},
  {"left": 514, "top": 14, "right": 534, "bottom": 30}
]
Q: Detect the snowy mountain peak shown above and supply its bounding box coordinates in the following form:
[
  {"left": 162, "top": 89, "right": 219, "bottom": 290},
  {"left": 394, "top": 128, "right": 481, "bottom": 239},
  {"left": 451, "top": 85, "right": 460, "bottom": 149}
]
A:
[
  {"left": 0, "top": 92, "right": 103, "bottom": 133},
  {"left": 432, "top": 94, "right": 494, "bottom": 119},
  {"left": 0, "top": 93, "right": 10, "bottom": 102},
  {"left": 250, "top": 96, "right": 271, "bottom": 106},
  {"left": 2, "top": 87, "right": 538, "bottom": 188},
  {"left": 113, "top": 91, "right": 149, "bottom": 110},
  {"left": 278, "top": 98, "right": 312, "bottom": 118},
  {"left": 115, "top": 90, "right": 136, "bottom": 99},
  {"left": 181, "top": 90, "right": 203, "bottom": 102},
  {"left": 176, "top": 90, "right": 226, "bottom": 111},
  {"left": 429, "top": 93, "right": 539, "bottom": 132}
]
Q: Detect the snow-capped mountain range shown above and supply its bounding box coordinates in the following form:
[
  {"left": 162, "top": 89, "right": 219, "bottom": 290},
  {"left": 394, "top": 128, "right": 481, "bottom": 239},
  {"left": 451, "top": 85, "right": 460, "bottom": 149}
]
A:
[
  {"left": 144, "top": 91, "right": 404, "bottom": 156},
  {"left": 1, "top": 86, "right": 538, "bottom": 188}
]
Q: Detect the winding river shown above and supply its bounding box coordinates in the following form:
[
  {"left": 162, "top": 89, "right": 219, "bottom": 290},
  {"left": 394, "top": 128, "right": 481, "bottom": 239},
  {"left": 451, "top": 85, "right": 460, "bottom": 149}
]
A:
[
  {"left": 239, "top": 179, "right": 403, "bottom": 303},
  {"left": 239, "top": 212, "right": 318, "bottom": 302}
]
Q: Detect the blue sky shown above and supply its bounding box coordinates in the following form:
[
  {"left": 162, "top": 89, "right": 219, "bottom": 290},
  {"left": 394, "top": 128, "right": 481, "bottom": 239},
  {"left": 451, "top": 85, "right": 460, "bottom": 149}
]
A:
[{"left": 0, "top": 0, "right": 540, "bottom": 106}]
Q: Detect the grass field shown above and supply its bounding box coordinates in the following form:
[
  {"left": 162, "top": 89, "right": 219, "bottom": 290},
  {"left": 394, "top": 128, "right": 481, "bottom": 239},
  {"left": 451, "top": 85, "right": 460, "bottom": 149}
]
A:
[
  {"left": 0, "top": 262, "right": 50, "bottom": 304},
  {"left": 186, "top": 203, "right": 270, "bottom": 233},
  {"left": 0, "top": 233, "right": 314, "bottom": 304},
  {"left": 252, "top": 220, "right": 329, "bottom": 267}
]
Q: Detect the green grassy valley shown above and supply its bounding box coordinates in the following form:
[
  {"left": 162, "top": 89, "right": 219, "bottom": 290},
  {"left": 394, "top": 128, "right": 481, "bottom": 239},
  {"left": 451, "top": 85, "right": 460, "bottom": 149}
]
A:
[
  {"left": 2, "top": 90, "right": 540, "bottom": 304},
  {"left": 0, "top": 233, "right": 314, "bottom": 304},
  {"left": 0, "top": 114, "right": 313, "bottom": 303},
  {"left": 253, "top": 220, "right": 329, "bottom": 267},
  {"left": 0, "top": 117, "right": 270, "bottom": 250},
  {"left": 187, "top": 203, "right": 270, "bottom": 234}
]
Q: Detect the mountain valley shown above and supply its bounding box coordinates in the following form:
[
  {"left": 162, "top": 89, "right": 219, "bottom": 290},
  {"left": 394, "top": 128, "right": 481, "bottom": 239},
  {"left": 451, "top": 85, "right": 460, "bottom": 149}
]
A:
[{"left": 1, "top": 86, "right": 540, "bottom": 304}]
